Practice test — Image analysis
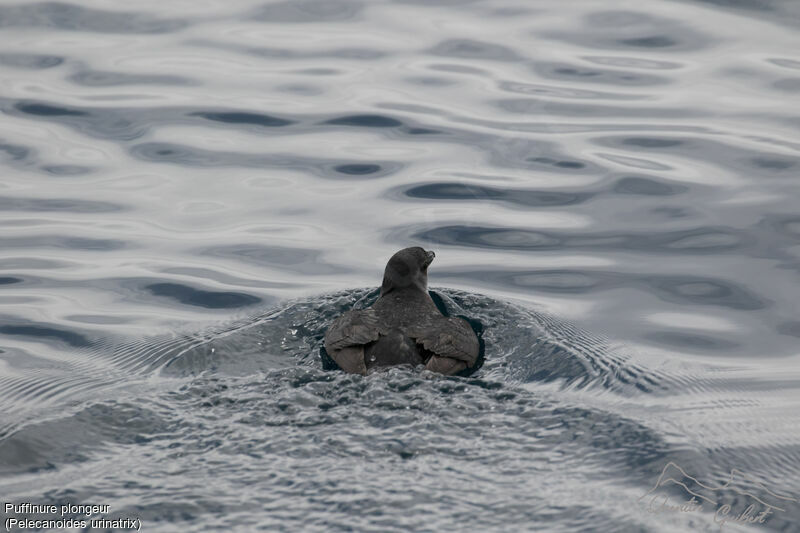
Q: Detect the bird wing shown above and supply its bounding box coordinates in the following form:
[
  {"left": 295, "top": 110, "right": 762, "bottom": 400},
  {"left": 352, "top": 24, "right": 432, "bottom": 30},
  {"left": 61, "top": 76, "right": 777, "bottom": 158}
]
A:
[
  {"left": 409, "top": 316, "right": 479, "bottom": 367},
  {"left": 324, "top": 309, "right": 382, "bottom": 374},
  {"left": 324, "top": 308, "right": 381, "bottom": 351},
  {"left": 327, "top": 346, "right": 368, "bottom": 376}
]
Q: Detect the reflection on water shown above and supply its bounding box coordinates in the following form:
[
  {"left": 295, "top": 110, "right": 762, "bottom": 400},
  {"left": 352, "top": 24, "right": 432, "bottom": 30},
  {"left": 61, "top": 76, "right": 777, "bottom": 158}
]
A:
[{"left": 1, "top": 0, "right": 799, "bottom": 531}]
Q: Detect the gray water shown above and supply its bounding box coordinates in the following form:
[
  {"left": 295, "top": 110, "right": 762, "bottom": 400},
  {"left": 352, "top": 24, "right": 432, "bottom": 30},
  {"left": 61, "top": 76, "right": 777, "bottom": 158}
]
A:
[{"left": 1, "top": 0, "right": 799, "bottom": 531}]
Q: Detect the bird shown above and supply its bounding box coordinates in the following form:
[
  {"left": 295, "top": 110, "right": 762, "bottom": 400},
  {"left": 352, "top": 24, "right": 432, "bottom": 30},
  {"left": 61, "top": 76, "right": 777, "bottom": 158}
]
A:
[{"left": 324, "top": 247, "right": 479, "bottom": 375}]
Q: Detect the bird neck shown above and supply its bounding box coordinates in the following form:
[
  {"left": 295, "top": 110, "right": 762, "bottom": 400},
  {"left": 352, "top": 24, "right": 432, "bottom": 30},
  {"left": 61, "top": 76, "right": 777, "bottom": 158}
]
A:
[{"left": 378, "top": 285, "right": 432, "bottom": 305}]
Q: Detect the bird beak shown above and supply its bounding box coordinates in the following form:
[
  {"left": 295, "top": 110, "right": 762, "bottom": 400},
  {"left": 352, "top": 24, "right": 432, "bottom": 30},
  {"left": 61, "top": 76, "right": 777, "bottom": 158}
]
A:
[{"left": 424, "top": 250, "right": 435, "bottom": 267}]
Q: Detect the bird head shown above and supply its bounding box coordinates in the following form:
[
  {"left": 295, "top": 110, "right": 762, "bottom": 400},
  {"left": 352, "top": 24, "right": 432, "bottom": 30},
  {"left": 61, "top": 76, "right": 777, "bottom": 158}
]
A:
[{"left": 380, "top": 247, "right": 435, "bottom": 296}]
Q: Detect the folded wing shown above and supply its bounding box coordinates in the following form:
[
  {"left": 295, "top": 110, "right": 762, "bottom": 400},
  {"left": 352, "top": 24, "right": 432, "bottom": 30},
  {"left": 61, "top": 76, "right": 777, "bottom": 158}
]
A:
[
  {"left": 324, "top": 309, "right": 382, "bottom": 374},
  {"left": 409, "top": 316, "right": 479, "bottom": 374}
]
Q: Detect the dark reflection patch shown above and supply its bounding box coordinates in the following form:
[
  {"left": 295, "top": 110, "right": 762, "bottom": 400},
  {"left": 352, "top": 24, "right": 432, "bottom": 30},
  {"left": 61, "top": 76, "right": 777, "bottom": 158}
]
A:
[
  {"left": 40, "top": 165, "right": 93, "bottom": 176},
  {"left": 772, "top": 78, "right": 800, "bottom": 92},
  {"left": 494, "top": 97, "right": 689, "bottom": 119},
  {"left": 0, "top": 143, "right": 32, "bottom": 162},
  {"left": 497, "top": 81, "right": 646, "bottom": 100},
  {"left": 581, "top": 55, "right": 682, "bottom": 70},
  {"left": 251, "top": 0, "right": 362, "bottom": 23},
  {"left": 613, "top": 176, "right": 688, "bottom": 195},
  {"left": 15, "top": 102, "right": 88, "bottom": 117},
  {"left": 757, "top": 215, "right": 800, "bottom": 240},
  {"left": 187, "top": 39, "right": 386, "bottom": 61},
  {"left": 652, "top": 207, "right": 691, "bottom": 218},
  {"left": 554, "top": 10, "right": 711, "bottom": 53},
  {"left": 751, "top": 157, "right": 795, "bottom": 170},
  {"left": 0, "top": 196, "right": 122, "bottom": 213},
  {"left": 0, "top": 2, "right": 186, "bottom": 33},
  {"left": 693, "top": 0, "right": 775, "bottom": 11},
  {"left": 323, "top": 114, "right": 403, "bottom": 127},
  {"left": 69, "top": 70, "right": 194, "bottom": 87},
  {"left": 527, "top": 156, "right": 586, "bottom": 169},
  {"left": 130, "top": 142, "right": 400, "bottom": 178},
  {"left": 534, "top": 61, "right": 667, "bottom": 86},
  {"left": 0, "top": 277, "right": 22, "bottom": 285},
  {"left": 0, "top": 324, "right": 91, "bottom": 347},
  {"left": 649, "top": 277, "right": 765, "bottom": 310},
  {"left": 405, "top": 183, "right": 593, "bottom": 207},
  {"left": 777, "top": 322, "right": 800, "bottom": 338},
  {"left": 6, "top": 100, "right": 148, "bottom": 141},
  {"left": 663, "top": 232, "right": 740, "bottom": 249},
  {"left": 322, "top": 48, "right": 385, "bottom": 60},
  {"left": 0, "top": 236, "right": 126, "bottom": 251},
  {"left": 404, "top": 76, "right": 454, "bottom": 87},
  {"left": 427, "top": 39, "right": 522, "bottom": 61},
  {"left": 145, "top": 283, "right": 261, "bottom": 309},
  {"left": 622, "top": 137, "right": 683, "bottom": 148},
  {"left": 294, "top": 68, "right": 339, "bottom": 75},
  {"left": 325, "top": 161, "right": 396, "bottom": 178},
  {"left": 644, "top": 331, "right": 739, "bottom": 350},
  {"left": 191, "top": 111, "right": 293, "bottom": 127},
  {"left": 619, "top": 36, "right": 677, "bottom": 48},
  {"left": 0, "top": 53, "right": 63, "bottom": 69},
  {"left": 405, "top": 128, "right": 441, "bottom": 135},
  {"left": 333, "top": 163, "right": 381, "bottom": 175},
  {"left": 130, "top": 143, "right": 241, "bottom": 166},
  {"left": 397, "top": 0, "right": 482, "bottom": 5}
]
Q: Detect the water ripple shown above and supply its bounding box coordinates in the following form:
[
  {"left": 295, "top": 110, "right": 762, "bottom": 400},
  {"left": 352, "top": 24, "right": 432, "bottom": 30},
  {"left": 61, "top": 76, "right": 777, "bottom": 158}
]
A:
[
  {"left": 1, "top": 0, "right": 799, "bottom": 530},
  {"left": 0, "top": 2, "right": 188, "bottom": 33}
]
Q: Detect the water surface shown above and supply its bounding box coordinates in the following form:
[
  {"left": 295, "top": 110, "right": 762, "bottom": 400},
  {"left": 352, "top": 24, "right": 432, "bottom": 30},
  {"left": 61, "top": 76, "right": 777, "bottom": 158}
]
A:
[{"left": 1, "top": 0, "right": 799, "bottom": 531}]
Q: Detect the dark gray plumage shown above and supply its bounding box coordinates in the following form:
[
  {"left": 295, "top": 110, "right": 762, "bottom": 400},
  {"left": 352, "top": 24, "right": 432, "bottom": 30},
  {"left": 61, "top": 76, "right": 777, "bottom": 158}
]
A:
[{"left": 324, "top": 247, "right": 479, "bottom": 375}]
